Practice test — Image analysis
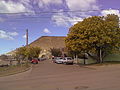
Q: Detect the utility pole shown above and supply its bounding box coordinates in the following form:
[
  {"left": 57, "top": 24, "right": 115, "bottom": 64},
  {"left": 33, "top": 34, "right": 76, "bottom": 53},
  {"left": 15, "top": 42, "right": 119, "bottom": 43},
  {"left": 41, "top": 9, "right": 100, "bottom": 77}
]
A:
[
  {"left": 26, "top": 29, "right": 29, "bottom": 62},
  {"left": 26, "top": 29, "right": 28, "bottom": 46}
]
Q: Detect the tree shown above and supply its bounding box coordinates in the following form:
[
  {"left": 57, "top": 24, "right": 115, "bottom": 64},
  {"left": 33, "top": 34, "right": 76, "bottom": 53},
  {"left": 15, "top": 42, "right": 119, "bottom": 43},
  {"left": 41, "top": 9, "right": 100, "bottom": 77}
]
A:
[
  {"left": 50, "top": 48, "right": 62, "bottom": 57},
  {"left": 65, "top": 14, "right": 120, "bottom": 63},
  {"left": 27, "top": 47, "right": 41, "bottom": 59},
  {"left": 15, "top": 46, "right": 41, "bottom": 64}
]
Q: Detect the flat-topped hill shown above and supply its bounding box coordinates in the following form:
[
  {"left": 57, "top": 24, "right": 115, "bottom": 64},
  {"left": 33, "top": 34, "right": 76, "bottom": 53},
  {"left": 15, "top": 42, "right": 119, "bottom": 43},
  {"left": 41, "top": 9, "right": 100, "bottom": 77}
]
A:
[{"left": 29, "top": 36, "right": 66, "bottom": 50}]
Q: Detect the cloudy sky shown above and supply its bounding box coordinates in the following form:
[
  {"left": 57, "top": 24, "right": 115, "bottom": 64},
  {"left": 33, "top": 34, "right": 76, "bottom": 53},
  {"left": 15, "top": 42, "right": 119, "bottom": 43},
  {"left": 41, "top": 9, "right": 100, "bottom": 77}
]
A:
[{"left": 0, "top": 0, "right": 120, "bottom": 54}]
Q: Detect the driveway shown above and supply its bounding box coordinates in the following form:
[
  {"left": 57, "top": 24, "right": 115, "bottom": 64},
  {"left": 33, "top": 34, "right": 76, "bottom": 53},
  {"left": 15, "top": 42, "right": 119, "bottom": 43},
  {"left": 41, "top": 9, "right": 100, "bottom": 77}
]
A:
[{"left": 0, "top": 60, "right": 120, "bottom": 90}]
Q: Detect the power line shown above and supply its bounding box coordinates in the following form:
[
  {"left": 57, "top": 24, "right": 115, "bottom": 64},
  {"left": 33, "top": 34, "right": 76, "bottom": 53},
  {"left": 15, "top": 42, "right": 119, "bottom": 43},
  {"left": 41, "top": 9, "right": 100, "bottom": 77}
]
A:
[
  {"left": 1, "top": 8, "right": 119, "bottom": 23},
  {"left": 0, "top": 8, "right": 119, "bottom": 14},
  {"left": 7, "top": 18, "right": 82, "bottom": 22}
]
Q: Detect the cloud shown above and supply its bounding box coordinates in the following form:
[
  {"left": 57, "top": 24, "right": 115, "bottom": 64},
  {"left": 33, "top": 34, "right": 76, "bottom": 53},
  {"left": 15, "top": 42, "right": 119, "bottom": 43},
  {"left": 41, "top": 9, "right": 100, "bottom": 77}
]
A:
[
  {"left": 0, "top": 1, "right": 31, "bottom": 13},
  {"left": 42, "top": 0, "right": 62, "bottom": 5},
  {"left": 8, "top": 32, "right": 18, "bottom": 36},
  {"left": 20, "top": 0, "right": 30, "bottom": 6},
  {"left": 66, "top": 0, "right": 99, "bottom": 11},
  {"left": 0, "top": 30, "right": 18, "bottom": 40},
  {"left": 35, "top": 0, "right": 98, "bottom": 11},
  {"left": 0, "top": 0, "right": 99, "bottom": 26},
  {"left": 32, "top": 0, "right": 63, "bottom": 9},
  {"left": 43, "top": 28, "right": 51, "bottom": 34},
  {"left": 23, "top": 34, "right": 26, "bottom": 39},
  {"left": 37, "top": 0, "right": 62, "bottom": 7},
  {"left": 52, "top": 13, "right": 83, "bottom": 26},
  {"left": 52, "top": 13, "right": 70, "bottom": 26},
  {"left": 69, "top": 16, "right": 83, "bottom": 25},
  {"left": 20, "top": 0, "right": 34, "bottom": 12},
  {"left": 51, "top": 0, "right": 98, "bottom": 26},
  {"left": 101, "top": 9, "right": 120, "bottom": 17}
]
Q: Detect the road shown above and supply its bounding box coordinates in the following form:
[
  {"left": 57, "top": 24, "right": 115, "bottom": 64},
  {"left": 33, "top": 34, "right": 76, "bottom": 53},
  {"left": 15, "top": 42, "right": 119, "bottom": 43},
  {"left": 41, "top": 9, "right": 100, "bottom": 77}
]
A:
[{"left": 0, "top": 60, "right": 120, "bottom": 90}]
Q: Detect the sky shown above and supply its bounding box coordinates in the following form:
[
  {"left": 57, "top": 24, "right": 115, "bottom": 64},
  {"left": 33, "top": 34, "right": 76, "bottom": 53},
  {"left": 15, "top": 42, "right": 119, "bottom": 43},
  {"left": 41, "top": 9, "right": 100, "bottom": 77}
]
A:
[{"left": 0, "top": 0, "right": 120, "bottom": 55}]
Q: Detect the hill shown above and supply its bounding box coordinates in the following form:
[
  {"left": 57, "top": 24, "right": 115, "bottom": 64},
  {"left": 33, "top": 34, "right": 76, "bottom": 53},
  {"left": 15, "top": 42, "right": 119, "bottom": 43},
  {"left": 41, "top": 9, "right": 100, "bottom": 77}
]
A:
[{"left": 29, "top": 36, "right": 66, "bottom": 50}]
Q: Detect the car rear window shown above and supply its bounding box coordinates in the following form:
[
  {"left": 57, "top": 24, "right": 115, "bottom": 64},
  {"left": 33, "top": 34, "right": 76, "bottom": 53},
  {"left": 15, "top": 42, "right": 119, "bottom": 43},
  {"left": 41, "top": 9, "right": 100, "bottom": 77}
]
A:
[
  {"left": 67, "top": 58, "right": 72, "bottom": 60},
  {"left": 56, "top": 57, "right": 62, "bottom": 59}
]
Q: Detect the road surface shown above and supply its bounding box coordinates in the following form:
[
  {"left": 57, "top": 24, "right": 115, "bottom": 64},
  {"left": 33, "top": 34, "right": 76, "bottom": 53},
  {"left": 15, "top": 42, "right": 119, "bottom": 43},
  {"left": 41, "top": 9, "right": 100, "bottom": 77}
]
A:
[{"left": 0, "top": 60, "right": 120, "bottom": 90}]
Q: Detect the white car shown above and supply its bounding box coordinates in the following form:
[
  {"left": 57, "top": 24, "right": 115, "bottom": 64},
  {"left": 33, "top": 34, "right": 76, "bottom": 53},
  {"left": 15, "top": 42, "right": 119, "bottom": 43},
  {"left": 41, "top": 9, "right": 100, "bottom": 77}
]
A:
[
  {"left": 55, "top": 57, "right": 64, "bottom": 64},
  {"left": 63, "top": 57, "right": 73, "bottom": 64}
]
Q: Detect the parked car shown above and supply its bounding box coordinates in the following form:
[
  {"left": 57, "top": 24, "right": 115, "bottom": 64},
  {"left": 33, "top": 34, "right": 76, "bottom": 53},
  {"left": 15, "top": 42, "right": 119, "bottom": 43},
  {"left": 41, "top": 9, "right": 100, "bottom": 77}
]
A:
[
  {"left": 31, "top": 59, "right": 39, "bottom": 64},
  {"left": 38, "top": 58, "right": 46, "bottom": 61},
  {"left": 63, "top": 57, "right": 73, "bottom": 64},
  {"left": 55, "top": 57, "right": 64, "bottom": 64}
]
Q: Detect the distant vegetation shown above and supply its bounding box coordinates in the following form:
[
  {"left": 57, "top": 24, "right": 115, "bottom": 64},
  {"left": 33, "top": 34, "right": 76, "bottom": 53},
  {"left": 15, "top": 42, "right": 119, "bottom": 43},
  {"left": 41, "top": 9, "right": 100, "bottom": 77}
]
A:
[
  {"left": 50, "top": 48, "right": 62, "bottom": 57},
  {"left": 15, "top": 46, "right": 41, "bottom": 63}
]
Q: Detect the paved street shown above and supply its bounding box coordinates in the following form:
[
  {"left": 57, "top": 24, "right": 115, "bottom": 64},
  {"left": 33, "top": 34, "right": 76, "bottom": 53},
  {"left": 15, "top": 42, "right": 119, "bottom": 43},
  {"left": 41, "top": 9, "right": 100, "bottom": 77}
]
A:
[{"left": 0, "top": 60, "right": 120, "bottom": 90}]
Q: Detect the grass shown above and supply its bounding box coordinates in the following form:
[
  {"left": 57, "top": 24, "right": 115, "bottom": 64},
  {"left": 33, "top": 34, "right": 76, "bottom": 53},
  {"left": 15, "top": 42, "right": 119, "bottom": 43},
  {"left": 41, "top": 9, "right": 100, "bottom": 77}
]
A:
[
  {"left": 84, "top": 61, "right": 120, "bottom": 67},
  {"left": 97, "top": 61, "right": 120, "bottom": 65},
  {"left": 104, "top": 54, "right": 120, "bottom": 61},
  {"left": 76, "top": 57, "right": 120, "bottom": 66},
  {"left": 0, "top": 63, "right": 31, "bottom": 77},
  {"left": 76, "top": 53, "right": 120, "bottom": 66}
]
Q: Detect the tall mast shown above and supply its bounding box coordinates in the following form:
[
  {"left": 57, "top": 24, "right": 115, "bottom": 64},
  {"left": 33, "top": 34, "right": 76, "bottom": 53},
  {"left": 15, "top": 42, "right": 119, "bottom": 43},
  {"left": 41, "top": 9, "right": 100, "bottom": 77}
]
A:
[{"left": 26, "top": 29, "right": 28, "bottom": 46}]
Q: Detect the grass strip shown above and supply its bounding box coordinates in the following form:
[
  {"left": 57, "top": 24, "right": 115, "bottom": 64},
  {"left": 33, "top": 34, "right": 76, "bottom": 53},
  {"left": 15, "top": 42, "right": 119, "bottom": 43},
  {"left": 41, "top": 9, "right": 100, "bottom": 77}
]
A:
[{"left": 0, "top": 63, "right": 31, "bottom": 77}]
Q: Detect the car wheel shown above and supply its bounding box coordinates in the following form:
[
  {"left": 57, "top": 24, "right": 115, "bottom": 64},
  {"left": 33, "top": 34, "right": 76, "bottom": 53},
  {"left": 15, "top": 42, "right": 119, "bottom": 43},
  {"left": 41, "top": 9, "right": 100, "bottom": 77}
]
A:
[{"left": 63, "top": 62, "right": 66, "bottom": 65}]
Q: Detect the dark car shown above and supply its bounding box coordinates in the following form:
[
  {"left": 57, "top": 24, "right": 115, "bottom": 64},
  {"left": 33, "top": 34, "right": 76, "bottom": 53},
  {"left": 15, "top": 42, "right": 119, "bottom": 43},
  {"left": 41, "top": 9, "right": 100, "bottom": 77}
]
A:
[{"left": 31, "top": 59, "right": 39, "bottom": 64}]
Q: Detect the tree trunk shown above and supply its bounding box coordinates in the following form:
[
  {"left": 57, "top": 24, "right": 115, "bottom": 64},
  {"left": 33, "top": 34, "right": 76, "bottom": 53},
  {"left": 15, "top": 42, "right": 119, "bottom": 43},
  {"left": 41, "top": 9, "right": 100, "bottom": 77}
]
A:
[
  {"left": 84, "top": 53, "right": 86, "bottom": 65},
  {"left": 76, "top": 54, "right": 78, "bottom": 64},
  {"left": 99, "top": 48, "right": 103, "bottom": 63},
  {"left": 74, "top": 55, "right": 75, "bottom": 61}
]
